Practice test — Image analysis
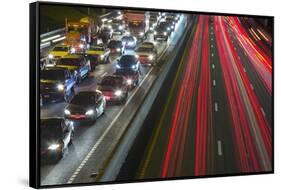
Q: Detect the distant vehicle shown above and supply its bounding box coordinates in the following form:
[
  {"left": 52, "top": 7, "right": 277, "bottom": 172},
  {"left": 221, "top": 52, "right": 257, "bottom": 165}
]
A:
[
  {"left": 149, "top": 13, "right": 161, "bottom": 31},
  {"left": 64, "top": 91, "right": 106, "bottom": 123},
  {"left": 165, "top": 13, "right": 180, "bottom": 22},
  {"left": 121, "top": 35, "right": 137, "bottom": 49},
  {"left": 40, "top": 67, "right": 76, "bottom": 103},
  {"left": 56, "top": 54, "right": 91, "bottom": 83},
  {"left": 99, "top": 26, "right": 113, "bottom": 44},
  {"left": 116, "top": 54, "right": 140, "bottom": 72},
  {"left": 85, "top": 45, "right": 110, "bottom": 67},
  {"left": 136, "top": 42, "right": 158, "bottom": 65},
  {"left": 108, "top": 40, "right": 125, "bottom": 55},
  {"left": 159, "top": 21, "right": 174, "bottom": 33},
  {"left": 115, "top": 69, "right": 140, "bottom": 88},
  {"left": 154, "top": 25, "right": 169, "bottom": 41},
  {"left": 40, "top": 118, "right": 74, "bottom": 162},
  {"left": 123, "top": 10, "right": 149, "bottom": 39},
  {"left": 111, "top": 19, "right": 126, "bottom": 35},
  {"left": 97, "top": 75, "right": 129, "bottom": 104},
  {"left": 48, "top": 45, "right": 71, "bottom": 61}
]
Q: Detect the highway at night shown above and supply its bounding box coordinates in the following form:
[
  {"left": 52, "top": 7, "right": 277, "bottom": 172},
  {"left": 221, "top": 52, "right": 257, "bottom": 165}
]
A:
[{"left": 39, "top": 6, "right": 272, "bottom": 186}]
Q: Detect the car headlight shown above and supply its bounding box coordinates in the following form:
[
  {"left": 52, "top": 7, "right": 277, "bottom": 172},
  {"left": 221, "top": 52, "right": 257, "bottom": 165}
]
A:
[
  {"left": 57, "top": 84, "right": 64, "bottom": 91},
  {"left": 108, "top": 25, "right": 112, "bottom": 29},
  {"left": 64, "top": 109, "right": 70, "bottom": 115},
  {"left": 85, "top": 109, "right": 94, "bottom": 115},
  {"left": 149, "top": 55, "right": 154, "bottom": 60},
  {"left": 100, "top": 54, "right": 104, "bottom": 59},
  {"left": 118, "top": 26, "right": 123, "bottom": 30},
  {"left": 171, "top": 25, "right": 174, "bottom": 29},
  {"left": 79, "top": 44, "right": 84, "bottom": 48},
  {"left": 150, "top": 27, "right": 153, "bottom": 30},
  {"left": 167, "top": 27, "right": 170, "bottom": 31},
  {"left": 48, "top": 144, "right": 60, "bottom": 150},
  {"left": 116, "top": 64, "right": 121, "bottom": 69},
  {"left": 154, "top": 31, "right": 157, "bottom": 35},
  {"left": 139, "top": 32, "right": 144, "bottom": 36},
  {"left": 135, "top": 54, "right": 139, "bottom": 58},
  {"left": 116, "top": 48, "right": 121, "bottom": 52},
  {"left": 122, "top": 41, "right": 126, "bottom": 45},
  {"left": 114, "top": 90, "right": 122, "bottom": 96},
  {"left": 70, "top": 47, "right": 76, "bottom": 53},
  {"left": 127, "top": 79, "right": 132, "bottom": 85},
  {"left": 48, "top": 54, "right": 54, "bottom": 59},
  {"left": 131, "top": 65, "right": 137, "bottom": 69},
  {"left": 164, "top": 32, "right": 167, "bottom": 36}
]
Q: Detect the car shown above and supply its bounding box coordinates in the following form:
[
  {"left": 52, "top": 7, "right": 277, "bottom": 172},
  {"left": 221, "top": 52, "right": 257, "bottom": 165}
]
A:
[
  {"left": 153, "top": 25, "right": 169, "bottom": 41},
  {"left": 121, "top": 35, "right": 137, "bottom": 49},
  {"left": 116, "top": 54, "right": 140, "bottom": 72},
  {"left": 40, "top": 67, "right": 76, "bottom": 103},
  {"left": 108, "top": 40, "right": 125, "bottom": 55},
  {"left": 115, "top": 69, "right": 140, "bottom": 88},
  {"left": 40, "top": 118, "right": 74, "bottom": 162},
  {"left": 55, "top": 54, "right": 91, "bottom": 83},
  {"left": 149, "top": 15, "right": 160, "bottom": 31},
  {"left": 159, "top": 21, "right": 174, "bottom": 33},
  {"left": 64, "top": 91, "right": 106, "bottom": 123},
  {"left": 136, "top": 42, "right": 158, "bottom": 65},
  {"left": 165, "top": 13, "right": 180, "bottom": 22},
  {"left": 85, "top": 45, "right": 110, "bottom": 67},
  {"left": 111, "top": 19, "right": 126, "bottom": 35},
  {"left": 48, "top": 45, "right": 71, "bottom": 61},
  {"left": 99, "top": 26, "right": 113, "bottom": 44},
  {"left": 97, "top": 75, "right": 129, "bottom": 104}
]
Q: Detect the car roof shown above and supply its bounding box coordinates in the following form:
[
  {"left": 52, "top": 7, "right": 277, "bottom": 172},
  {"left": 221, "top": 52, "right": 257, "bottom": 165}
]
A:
[{"left": 140, "top": 42, "right": 155, "bottom": 48}]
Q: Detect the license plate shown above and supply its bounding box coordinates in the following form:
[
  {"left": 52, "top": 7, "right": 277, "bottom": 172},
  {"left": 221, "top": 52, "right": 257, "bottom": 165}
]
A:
[{"left": 71, "top": 115, "right": 85, "bottom": 119}]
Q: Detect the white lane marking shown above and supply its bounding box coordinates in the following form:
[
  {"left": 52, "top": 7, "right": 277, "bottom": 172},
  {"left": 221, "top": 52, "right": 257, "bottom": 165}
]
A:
[
  {"left": 212, "top": 64, "right": 215, "bottom": 69},
  {"left": 260, "top": 107, "right": 266, "bottom": 116},
  {"left": 100, "top": 72, "right": 108, "bottom": 78},
  {"left": 67, "top": 67, "right": 154, "bottom": 184},
  {"left": 213, "top": 80, "right": 216, "bottom": 87},
  {"left": 217, "top": 140, "right": 223, "bottom": 156},
  {"left": 211, "top": 53, "right": 214, "bottom": 57},
  {"left": 211, "top": 38, "right": 213, "bottom": 41},
  {"left": 211, "top": 44, "right": 214, "bottom": 48},
  {"left": 214, "top": 102, "right": 218, "bottom": 112},
  {"left": 250, "top": 84, "right": 254, "bottom": 90}
]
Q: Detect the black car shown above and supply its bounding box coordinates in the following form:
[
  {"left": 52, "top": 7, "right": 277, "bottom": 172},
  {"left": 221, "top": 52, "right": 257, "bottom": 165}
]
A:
[
  {"left": 108, "top": 40, "right": 125, "bottom": 55},
  {"left": 56, "top": 54, "right": 91, "bottom": 83},
  {"left": 41, "top": 118, "right": 74, "bottom": 162},
  {"left": 121, "top": 35, "right": 137, "bottom": 49},
  {"left": 115, "top": 69, "right": 140, "bottom": 88},
  {"left": 99, "top": 26, "right": 113, "bottom": 44},
  {"left": 40, "top": 67, "right": 76, "bottom": 103},
  {"left": 97, "top": 75, "right": 129, "bottom": 104},
  {"left": 116, "top": 54, "right": 140, "bottom": 72},
  {"left": 64, "top": 91, "right": 106, "bottom": 123},
  {"left": 159, "top": 21, "right": 174, "bottom": 33},
  {"left": 111, "top": 19, "right": 125, "bottom": 35},
  {"left": 154, "top": 25, "right": 170, "bottom": 41}
]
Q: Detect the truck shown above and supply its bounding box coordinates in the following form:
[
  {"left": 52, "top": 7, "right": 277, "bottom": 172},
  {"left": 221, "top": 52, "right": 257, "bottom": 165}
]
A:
[
  {"left": 64, "top": 17, "right": 100, "bottom": 53},
  {"left": 123, "top": 10, "right": 149, "bottom": 40}
]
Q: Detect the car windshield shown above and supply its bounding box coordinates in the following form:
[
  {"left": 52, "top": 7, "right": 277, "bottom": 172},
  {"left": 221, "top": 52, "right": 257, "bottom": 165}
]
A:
[
  {"left": 101, "top": 77, "right": 122, "bottom": 86},
  {"left": 41, "top": 120, "right": 62, "bottom": 140},
  {"left": 41, "top": 70, "right": 65, "bottom": 81},
  {"left": 70, "top": 93, "right": 95, "bottom": 105},
  {"left": 53, "top": 46, "right": 68, "bottom": 51},
  {"left": 57, "top": 58, "right": 80, "bottom": 66},
  {"left": 137, "top": 47, "right": 153, "bottom": 52},
  {"left": 89, "top": 46, "right": 104, "bottom": 51},
  {"left": 108, "top": 41, "right": 122, "bottom": 48},
  {"left": 116, "top": 69, "right": 137, "bottom": 75},
  {"left": 119, "top": 56, "right": 137, "bottom": 66},
  {"left": 102, "top": 27, "right": 111, "bottom": 32}
]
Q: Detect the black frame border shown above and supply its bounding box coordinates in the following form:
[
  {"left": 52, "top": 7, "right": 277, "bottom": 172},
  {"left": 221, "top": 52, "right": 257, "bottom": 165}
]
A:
[{"left": 29, "top": 1, "right": 274, "bottom": 189}]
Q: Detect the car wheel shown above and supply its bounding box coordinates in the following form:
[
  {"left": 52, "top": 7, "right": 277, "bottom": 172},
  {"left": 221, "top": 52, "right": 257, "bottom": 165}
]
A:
[{"left": 69, "top": 131, "right": 74, "bottom": 145}]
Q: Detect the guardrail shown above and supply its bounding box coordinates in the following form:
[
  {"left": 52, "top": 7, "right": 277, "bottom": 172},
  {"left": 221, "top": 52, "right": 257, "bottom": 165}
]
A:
[{"left": 40, "top": 10, "right": 120, "bottom": 50}]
